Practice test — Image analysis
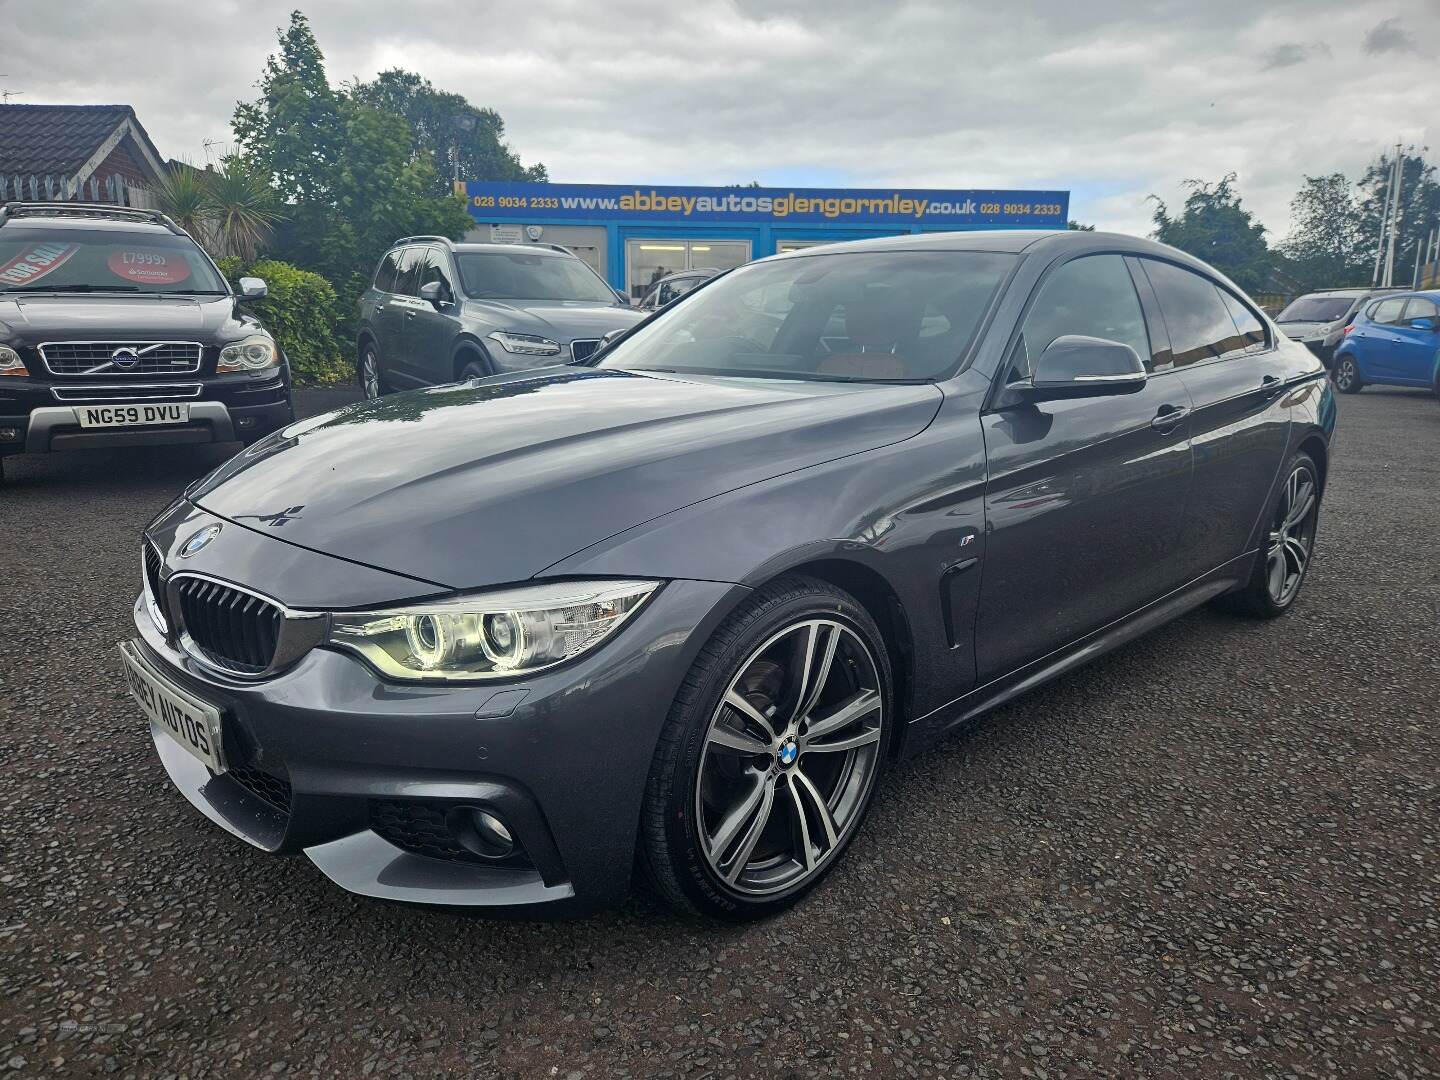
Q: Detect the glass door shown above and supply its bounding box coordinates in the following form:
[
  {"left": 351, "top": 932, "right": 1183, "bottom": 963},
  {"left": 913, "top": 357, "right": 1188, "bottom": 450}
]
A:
[{"left": 626, "top": 239, "right": 750, "bottom": 300}]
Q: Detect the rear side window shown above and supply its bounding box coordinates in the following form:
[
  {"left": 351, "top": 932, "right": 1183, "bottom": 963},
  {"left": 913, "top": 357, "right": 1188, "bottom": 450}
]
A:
[
  {"left": 1402, "top": 297, "right": 1439, "bottom": 321},
  {"left": 1141, "top": 260, "right": 1247, "bottom": 366},
  {"left": 1010, "top": 254, "right": 1150, "bottom": 379},
  {"left": 1369, "top": 298, "right": 1405, "bottom": 325},
  {"left": 1218, "top": 290, "right": 1267, "bottom": 352},
  {"left": 373, "top": 249, "right": 401, "bottom": 292}
]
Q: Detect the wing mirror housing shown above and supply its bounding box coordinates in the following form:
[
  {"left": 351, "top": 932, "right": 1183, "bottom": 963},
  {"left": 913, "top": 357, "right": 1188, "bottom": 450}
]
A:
[
  {"left": 417, "top": 280, "right": 450, "bottom": 308},
  {"left": 579, "top": 326, "right": 629, "bottom": 365},
  {"left": 237, "top": 277, "right": 268, "bottom": 302},
  {"left": 1008, "top": 335, "right": 1148, "bottom": 402},
  {"left": 1409, "top": 317, "right": 1436, "bottom": 332}
]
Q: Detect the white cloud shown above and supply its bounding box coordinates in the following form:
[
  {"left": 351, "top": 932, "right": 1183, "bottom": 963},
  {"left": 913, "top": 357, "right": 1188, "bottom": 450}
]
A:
[{"left": 4, "top": 0, "right": 1437, "bottom": 239}]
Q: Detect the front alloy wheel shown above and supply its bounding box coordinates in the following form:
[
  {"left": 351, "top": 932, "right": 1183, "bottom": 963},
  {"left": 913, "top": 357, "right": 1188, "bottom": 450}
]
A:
[
  {"left": 696, "top": 618, "right": 883, "bottom": 896},
  {"left": 642, "top": 577, "right": 890, "bottom": 919}
]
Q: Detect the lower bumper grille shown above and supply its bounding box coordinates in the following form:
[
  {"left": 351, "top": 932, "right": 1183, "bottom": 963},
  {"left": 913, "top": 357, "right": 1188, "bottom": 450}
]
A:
[{"left": 227, "top": 762, "right": 292, "bottom": 814}]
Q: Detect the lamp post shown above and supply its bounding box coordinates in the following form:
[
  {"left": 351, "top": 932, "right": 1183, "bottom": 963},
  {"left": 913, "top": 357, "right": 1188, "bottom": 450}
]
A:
[{"left": 450, "top": 112, "right": 479, "bottom": 185}]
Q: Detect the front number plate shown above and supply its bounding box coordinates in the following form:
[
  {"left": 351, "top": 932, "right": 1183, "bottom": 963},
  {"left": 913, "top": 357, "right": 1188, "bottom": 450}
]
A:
[
  {"left": 119, "top": 641, "right": 225, "bottom": 773},
  {"left": 78, "top": 403, "right": 190, "bottom": 428}
]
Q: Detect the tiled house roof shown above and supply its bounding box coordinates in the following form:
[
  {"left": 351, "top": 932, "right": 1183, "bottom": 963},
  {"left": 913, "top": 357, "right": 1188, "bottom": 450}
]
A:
[{"left": 0, "top": 104, "right": 166, "bottom": 183}]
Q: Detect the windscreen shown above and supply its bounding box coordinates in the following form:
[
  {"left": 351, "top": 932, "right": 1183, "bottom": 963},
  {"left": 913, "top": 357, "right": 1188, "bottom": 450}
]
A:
[
  {"left": 1276, "top": 295, "right": 1355, "bottom": 323},
  {"left": 0, "top": 227, "right": 228, "bottom": 294},
  {"left": 596, "top": 249, "right": 1014, "bottom": 382},
  {"left": 456, "top": 252, "right": 616, "bottom": 303}
]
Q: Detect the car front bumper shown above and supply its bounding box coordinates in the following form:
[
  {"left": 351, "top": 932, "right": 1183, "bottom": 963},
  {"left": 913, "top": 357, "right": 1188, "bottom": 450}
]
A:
[
  {"left": 0, "top": 372, "right": 293, "bottom": 455},
  {"left": 126, "top": 574, "right": 743, "bottom": 913}
]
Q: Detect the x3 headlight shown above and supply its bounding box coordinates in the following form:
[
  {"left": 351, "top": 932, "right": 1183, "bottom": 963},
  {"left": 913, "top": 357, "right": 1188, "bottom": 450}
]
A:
[{"left": 327, "top": 579, "right": 659, "bottom": 681}]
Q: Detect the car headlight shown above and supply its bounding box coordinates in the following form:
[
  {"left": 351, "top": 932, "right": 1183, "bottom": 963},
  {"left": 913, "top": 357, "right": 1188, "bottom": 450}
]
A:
[
  {"left": 488, "top": 331, "right": 562, "bottom": 356},
  {"left": 0, "top": 345, "right": 28, "bottom": 376},
  {"left": 217, "top": 334, "right": 279, "bottom": 372},
  {"left": 327, "top": 579, "right": 659, "bottom": 681}
]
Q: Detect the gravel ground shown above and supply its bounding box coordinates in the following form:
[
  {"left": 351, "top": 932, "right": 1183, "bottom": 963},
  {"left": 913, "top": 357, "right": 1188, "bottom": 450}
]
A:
[{"left": 1, "top": 385, "right": 1437, "bottom": 1079}]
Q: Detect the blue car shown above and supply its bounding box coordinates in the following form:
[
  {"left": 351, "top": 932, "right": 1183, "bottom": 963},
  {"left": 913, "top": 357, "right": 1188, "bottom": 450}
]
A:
[{"left": 1331, "top": 290, "right": 1440, "bottom": 397}]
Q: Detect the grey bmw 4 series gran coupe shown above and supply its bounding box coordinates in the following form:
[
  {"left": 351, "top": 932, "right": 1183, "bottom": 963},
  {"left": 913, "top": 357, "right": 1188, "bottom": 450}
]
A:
[{"left": 123, "top": 230, "right": 1335, "bottom": 920}]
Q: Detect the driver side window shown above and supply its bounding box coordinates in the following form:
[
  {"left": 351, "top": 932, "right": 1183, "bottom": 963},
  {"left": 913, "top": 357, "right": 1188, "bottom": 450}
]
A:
[{"left": 1010, "top": 255, "right": 1150, "bottom": 381}]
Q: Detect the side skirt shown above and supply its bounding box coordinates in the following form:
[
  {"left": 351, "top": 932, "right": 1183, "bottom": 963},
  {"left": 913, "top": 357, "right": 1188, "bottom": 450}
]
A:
[{"left": 902, "top": 552, "right": 1256, "bottom": 755}]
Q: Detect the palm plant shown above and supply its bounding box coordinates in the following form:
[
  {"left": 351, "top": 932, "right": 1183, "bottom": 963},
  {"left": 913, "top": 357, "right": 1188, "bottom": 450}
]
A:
[
  {"left": 205, "top": 156, "right": 284, "bottom": 263},
  {"left": 146, "top": 164, "right": 214, "bottom": 247}
]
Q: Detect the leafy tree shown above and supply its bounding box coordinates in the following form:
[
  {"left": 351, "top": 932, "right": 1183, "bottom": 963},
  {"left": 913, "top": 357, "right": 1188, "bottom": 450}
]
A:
[
  {"left": 348, "top": 68, "right": 546, "bottom": 195},
  {"left": 1066, "top": 220, "right": 1095, "bottom": 231},
  {"left": 1150, "top": 174, "right": 1273, "bottom": 293},
  {"left": 1277, "top": 173, "right": 1368, "bottom": 289},
  {"left": 232, "top": 12, "right": 473, "bottom": 335},
  {"left": 1356, "top": 147, "right": 1440, "bottom": 284},
  {"left": 232, "top": 11, "right": 342, "bottom": 205}
]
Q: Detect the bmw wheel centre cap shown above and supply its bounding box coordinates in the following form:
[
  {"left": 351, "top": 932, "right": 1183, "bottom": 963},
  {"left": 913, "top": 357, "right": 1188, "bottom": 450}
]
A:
[{"left": 777, "top": 737, "right": 799, "bottom": 767}]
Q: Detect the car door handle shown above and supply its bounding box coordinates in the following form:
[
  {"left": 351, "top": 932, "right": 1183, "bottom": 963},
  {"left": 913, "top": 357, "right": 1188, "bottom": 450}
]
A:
[
  {"left": 1150, "top": 405, "right": 1191, "bottom": 432},
  {"left": 1260, "top": 374, "right": 1283, "bottom": 396}
]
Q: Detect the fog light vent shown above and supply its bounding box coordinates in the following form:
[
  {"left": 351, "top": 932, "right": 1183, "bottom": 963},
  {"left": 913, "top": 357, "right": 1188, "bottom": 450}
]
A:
[
  {"left": 0, "top": 427, "right": 20, "bottom": 442},
  {"left": 447, "top": 806, "right": 515, "bottom": 859}
]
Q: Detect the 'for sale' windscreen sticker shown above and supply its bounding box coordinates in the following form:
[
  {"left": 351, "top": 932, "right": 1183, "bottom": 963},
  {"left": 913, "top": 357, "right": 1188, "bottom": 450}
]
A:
[
  {"left": 0, "top": 242, "right": 79, "bottom": 286},
  {"left": 107, "top": 248, "right": 191, "bottom": 285}
]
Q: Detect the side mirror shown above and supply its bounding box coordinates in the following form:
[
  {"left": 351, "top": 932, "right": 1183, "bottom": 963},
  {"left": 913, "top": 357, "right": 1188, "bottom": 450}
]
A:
[
  {"left": 580, "top": 326, "right": 629, "bottom": 364},
  {"left": 1009, "top": 335, "right": 1148, "bottom": 402},
  {"left": 613, "top": 289, "right": 632, "bottom": 307},
  {"left": 1409, "top": 317, "right": 1436, "bottom": 332},
  {"left": 417, "top": 280, "right": 448, "bottom": 307},
  {"left": 238, "top": 277, "right": 267, "bottom": 302}
]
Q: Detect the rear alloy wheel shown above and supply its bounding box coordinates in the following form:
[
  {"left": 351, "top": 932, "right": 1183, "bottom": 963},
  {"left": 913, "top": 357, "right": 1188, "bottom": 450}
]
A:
[
  {"left": 360, "top": 344, "right": 385, "bottom": 400},
  {"left": 1333, "top": 355, "right": 1363, "bottom": 394},
  {"left": 642, "top": 578, "right": 891, "bottom": 920},
  {"left": 1217, "top": 452, "right": 1320, "bottom": 618}
]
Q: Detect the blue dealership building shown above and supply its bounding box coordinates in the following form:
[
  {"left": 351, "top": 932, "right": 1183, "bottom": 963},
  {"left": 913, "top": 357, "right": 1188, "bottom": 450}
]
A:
[{"left": 461, "top": 181, "right": 1069, "bottom": 301}]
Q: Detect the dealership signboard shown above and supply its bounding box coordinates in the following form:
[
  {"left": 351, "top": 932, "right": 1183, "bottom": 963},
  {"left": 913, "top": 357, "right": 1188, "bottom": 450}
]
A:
[{"left": 462, "top": 181, "right": 1068, "bottom": 229}]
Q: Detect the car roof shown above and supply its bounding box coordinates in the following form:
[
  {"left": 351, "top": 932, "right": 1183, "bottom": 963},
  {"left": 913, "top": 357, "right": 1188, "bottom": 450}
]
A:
[
  {"left": 764, "top": 228, "right": 1208, "bottom": 262},
  {"left": 448, "top": 242, "right": 571, "bottom": 257},
  {"left": 2, "top": 215, "right": 173, "bottom": 235}
]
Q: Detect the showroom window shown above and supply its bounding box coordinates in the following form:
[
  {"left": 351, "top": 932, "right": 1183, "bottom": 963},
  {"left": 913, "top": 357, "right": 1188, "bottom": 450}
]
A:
[{"left": 626, "top": 239, "right": 749, "bottom": 299}]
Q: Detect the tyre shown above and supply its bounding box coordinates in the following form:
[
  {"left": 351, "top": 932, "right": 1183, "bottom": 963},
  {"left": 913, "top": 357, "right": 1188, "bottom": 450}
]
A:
[
  {"left": 1216, "top": 451, "right": 1321, "bottom": 619},
  {"left": 459, "top": 353, "right": 492, "bottom": 382},
  {"left": 641, "top": 576, "right": 892, "bottom": 920},
  {"left": 359, "top": 342, "right": 387, "bottom": 400},
  {"left": 1332, "top": 355, "right": 1363, "bottom": 394}
]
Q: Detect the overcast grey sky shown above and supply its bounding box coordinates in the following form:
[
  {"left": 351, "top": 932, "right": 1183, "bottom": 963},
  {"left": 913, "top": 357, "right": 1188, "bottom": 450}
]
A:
[{"left": 5, "top": 0, "right": 1437, "bottom": 237}]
